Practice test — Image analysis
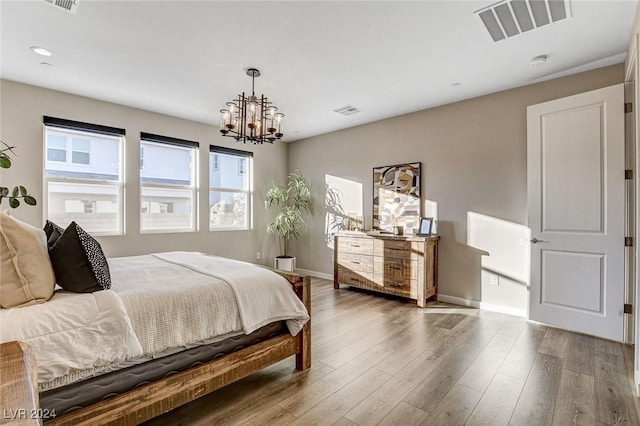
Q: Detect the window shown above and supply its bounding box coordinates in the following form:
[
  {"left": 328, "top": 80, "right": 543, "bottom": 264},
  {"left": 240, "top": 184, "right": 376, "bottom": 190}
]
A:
[
  {"left": 44, "top": 116, "right": 125, "bottom": 235},
  {"left": 140, "top": 132, "right": 198, "bottom": 233},
  {"left": 209, "top": 146, "right": 252, "bottom": 230},
  {"left": 47, "top": 135, "right": 66, "bottom": 162},
  {"left": 72, "top": 138, "right": 90, "bottom": 164},
  {"left": 46, "top": 134, "right": 91, "bottom": 165}
]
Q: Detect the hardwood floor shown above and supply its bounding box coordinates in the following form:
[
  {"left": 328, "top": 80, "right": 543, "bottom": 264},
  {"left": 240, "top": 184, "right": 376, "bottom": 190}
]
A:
[{"left": 144, "top": 278, "right": 640, "bottom": 426}]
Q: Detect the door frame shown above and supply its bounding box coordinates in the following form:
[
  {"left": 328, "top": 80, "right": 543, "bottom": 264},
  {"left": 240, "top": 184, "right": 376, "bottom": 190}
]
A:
[
  {"left": 625, "top": 55, "right": 637, "bottom": 345},
  {"left": 625, "top": 32, "right": 640, "bottom": 391}
]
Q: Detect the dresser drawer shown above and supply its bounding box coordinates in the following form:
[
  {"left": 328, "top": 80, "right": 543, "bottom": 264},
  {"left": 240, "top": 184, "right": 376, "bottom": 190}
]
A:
[
  {"left": 338, "top": 237, "right": 374, "bottom": 255},
  {"left": 374, "top": 239, "right": 424, "bottom": 260},
  {"left": 374, "top": 257, "right": 419, "bottom": 280},
  {"left": 337, "top": 267, "right": 378, "bottom": 287},
  {"left": 337, "top": 252, "right": 373, "bottom": 273},
  {"left": 374, "top": 274, "right": 417, "bottom": 298}
]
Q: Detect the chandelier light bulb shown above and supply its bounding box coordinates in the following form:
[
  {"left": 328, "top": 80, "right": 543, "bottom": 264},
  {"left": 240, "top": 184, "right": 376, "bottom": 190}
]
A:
[
  {"left": 219, "top": 109, "right": 229, "bottom": 134},
  {"left": 275, "top": 113, "right": 284, "bottom": 138},
  {"left": 266, "top": 108, "right": 276, "bottom": 133}
]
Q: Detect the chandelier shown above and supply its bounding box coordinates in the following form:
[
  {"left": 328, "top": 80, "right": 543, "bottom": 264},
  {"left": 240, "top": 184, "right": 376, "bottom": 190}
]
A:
[{"left": 219, "top": 68, "right": 284, "bottom": 144}]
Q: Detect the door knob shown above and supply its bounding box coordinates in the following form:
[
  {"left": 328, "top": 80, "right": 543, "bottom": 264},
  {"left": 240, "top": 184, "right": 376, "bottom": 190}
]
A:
[{"left": 530, "top": 237, "right": 547, "bottom": 244}]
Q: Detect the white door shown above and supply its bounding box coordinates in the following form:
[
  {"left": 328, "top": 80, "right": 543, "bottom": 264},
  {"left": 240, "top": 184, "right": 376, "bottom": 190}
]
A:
[{"left": 527, "top": 84, "right": 625, "bottom": 341}]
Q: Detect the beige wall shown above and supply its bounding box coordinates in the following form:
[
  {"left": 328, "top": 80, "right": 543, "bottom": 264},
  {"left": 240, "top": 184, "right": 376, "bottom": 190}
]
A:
[
  {"left": 0, "top": 79, "right": 287, "bottom": 263},
  {"left": 288, "top": 64, "right": 624, "bottom": 310}
]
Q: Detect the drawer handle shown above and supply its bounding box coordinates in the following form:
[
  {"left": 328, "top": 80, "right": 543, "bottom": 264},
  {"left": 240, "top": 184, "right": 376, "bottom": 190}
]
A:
[
  {"left": 388, "top": 247, "right": 402, "bottom": 251},
  {"left": 389, "top": 266, "right": 401, "bottom": 270},
  {"left": 349, "top": 277, "right": 359, "bottom": 282},
  {"left": 351, "top": 261, "right": 361, "bottom": 265},
  {"left": 350, "top": 244, "right": 361, "bottom": 248}
]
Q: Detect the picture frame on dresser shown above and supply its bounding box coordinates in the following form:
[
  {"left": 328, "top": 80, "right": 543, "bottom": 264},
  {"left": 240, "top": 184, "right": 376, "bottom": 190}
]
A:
[
  {"left": 372, "top": 162, "right": 421, "bottom": 233},
  {"left": 417, "top": 217, "right": 433, "bottom": 236}
]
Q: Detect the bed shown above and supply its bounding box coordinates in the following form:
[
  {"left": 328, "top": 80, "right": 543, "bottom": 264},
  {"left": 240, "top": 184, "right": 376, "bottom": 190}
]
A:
[{"left": 0, "top": 251, "right": 311, "bottom": 425}]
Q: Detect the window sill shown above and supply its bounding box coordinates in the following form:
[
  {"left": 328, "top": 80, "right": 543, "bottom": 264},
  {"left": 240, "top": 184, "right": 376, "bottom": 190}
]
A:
[
  {"left": 209, "top": 227, "right": 252, "bottom": 232},
  {"left": 140, "top": 228, "right": 197, "bottom": 235}
]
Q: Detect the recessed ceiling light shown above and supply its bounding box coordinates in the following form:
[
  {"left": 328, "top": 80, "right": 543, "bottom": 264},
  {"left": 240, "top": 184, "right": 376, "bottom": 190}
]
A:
[
  {"left": 31, "top": 46, "right": 53, "bottom": 57},
  {"left": 530, "top": 55, "right": 548, "bottom": 66}
]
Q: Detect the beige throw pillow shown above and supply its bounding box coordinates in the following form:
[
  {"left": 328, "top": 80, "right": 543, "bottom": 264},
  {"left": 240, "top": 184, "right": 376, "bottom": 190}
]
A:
[{"left": 0, "top": 212, "right": 55, "bottom": 308}]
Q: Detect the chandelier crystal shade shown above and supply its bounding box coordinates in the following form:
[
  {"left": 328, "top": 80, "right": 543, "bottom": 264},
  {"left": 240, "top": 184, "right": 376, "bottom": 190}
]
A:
[{"left": 219, "top": 68, "right": 284, "bottom": 144}]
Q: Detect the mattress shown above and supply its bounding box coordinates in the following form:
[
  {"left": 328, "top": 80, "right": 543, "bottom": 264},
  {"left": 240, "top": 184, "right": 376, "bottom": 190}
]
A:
[{"left": 40, "top": 321, "right": 286, "bottom": 418}]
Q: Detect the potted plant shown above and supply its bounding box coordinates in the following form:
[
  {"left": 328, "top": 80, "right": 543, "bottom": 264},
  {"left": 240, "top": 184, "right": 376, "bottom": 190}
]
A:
[
  {"left": 265, "top": 170, "right": 312, "bottom": 272},
  {"left": 0, "top": 141, "right": 36, "bottom": 208}
]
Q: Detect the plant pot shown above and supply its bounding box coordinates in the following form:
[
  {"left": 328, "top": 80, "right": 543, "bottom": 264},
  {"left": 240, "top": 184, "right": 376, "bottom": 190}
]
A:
[{"left": 275, "top": 256, "right": 296, "bottom": 272}]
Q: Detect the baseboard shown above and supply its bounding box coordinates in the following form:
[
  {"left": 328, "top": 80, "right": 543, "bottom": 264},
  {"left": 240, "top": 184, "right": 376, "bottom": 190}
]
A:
[
  {"left": 288, "top": 279, "right": 527, "bottom": 317},
  {"left": 437, "top": 294, "right": 480, "bottom": 308},
  {"left": 479, "top": 301, "right": 527, "bottom": 318},
  {"left": 438, "top": 294, "right": 527, "bottom": 318},
  {"left": 295, "top": 268, "right": 333, "bottom": 281},
  {"left": 635, "top": 370, "right": 640, "bottom": 395}
]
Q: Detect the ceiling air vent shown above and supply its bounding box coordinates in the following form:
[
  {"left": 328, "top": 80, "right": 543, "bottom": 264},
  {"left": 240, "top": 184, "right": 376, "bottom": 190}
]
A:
[
  {"left": 333, "top": 105, "right": 362, "bottom": 116},
  {"left": 474, "top": 0, "right": 571, "bottom": 42},
  {"left": 43, "top": 0, "right": 79, "bottom": 14}
]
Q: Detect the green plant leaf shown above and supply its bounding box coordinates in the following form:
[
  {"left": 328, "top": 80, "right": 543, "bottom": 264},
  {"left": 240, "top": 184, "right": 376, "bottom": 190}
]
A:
[
  {"left": 0, "top": 144, "right": 35, "bottom": 208},
  {"left": 0, "top": 141, "right": 16, "bottom": 155},
  {"left": 0, "top": 155, "right": 10, "bottom": 168}
]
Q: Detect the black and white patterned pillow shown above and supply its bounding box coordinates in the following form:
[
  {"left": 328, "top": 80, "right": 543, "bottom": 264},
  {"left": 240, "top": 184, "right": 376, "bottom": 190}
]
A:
[
  {"left": 76, "top": 225, "right": 111, "bottom": 290},
  {"left": 48, "top": 221, "right": 111, "bottom": 293}
]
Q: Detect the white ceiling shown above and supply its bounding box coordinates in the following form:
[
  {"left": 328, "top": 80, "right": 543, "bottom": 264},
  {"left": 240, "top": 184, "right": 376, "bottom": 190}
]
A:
[{"left": 0, "top": 0, "right": 637, "bottom": 142}]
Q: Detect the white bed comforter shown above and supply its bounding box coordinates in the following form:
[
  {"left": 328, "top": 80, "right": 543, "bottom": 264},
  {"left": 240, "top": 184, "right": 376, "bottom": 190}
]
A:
[
  {"left": 0, "top": 251, "right": 309, "bottom": 390},
  {"left": 0, "top": 290, "right": 143, "bottom": 384},
  {"left": 153, "top": 252, "right": 309, "bottom": 336}
]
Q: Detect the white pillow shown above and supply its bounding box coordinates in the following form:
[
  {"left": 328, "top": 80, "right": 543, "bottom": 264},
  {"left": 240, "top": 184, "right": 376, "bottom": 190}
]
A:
[{"left": 0, "top": 212, "right": 55, "bottom": 308}]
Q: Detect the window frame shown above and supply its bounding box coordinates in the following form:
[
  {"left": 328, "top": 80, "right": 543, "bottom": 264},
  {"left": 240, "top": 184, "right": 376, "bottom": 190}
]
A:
[
  {"left": 43, "top": 116, "right": 126, "bottom": 236},
  {"left": 139, "top": 132, "right": 199, "bottom": 234},
  {"left": 209, "top": 145, "right": 253, "bottom": 231}
]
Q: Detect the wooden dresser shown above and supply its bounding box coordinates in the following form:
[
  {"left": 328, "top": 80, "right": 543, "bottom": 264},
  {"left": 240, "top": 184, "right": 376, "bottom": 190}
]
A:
[{"left": 334, "top": 231, "right": 439, "bottom": 307}]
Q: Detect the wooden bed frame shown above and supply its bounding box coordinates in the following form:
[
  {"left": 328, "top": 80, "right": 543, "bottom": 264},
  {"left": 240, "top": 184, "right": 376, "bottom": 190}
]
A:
[{"left": 0, "top": 270, "right": 311, "bottom": 426}]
